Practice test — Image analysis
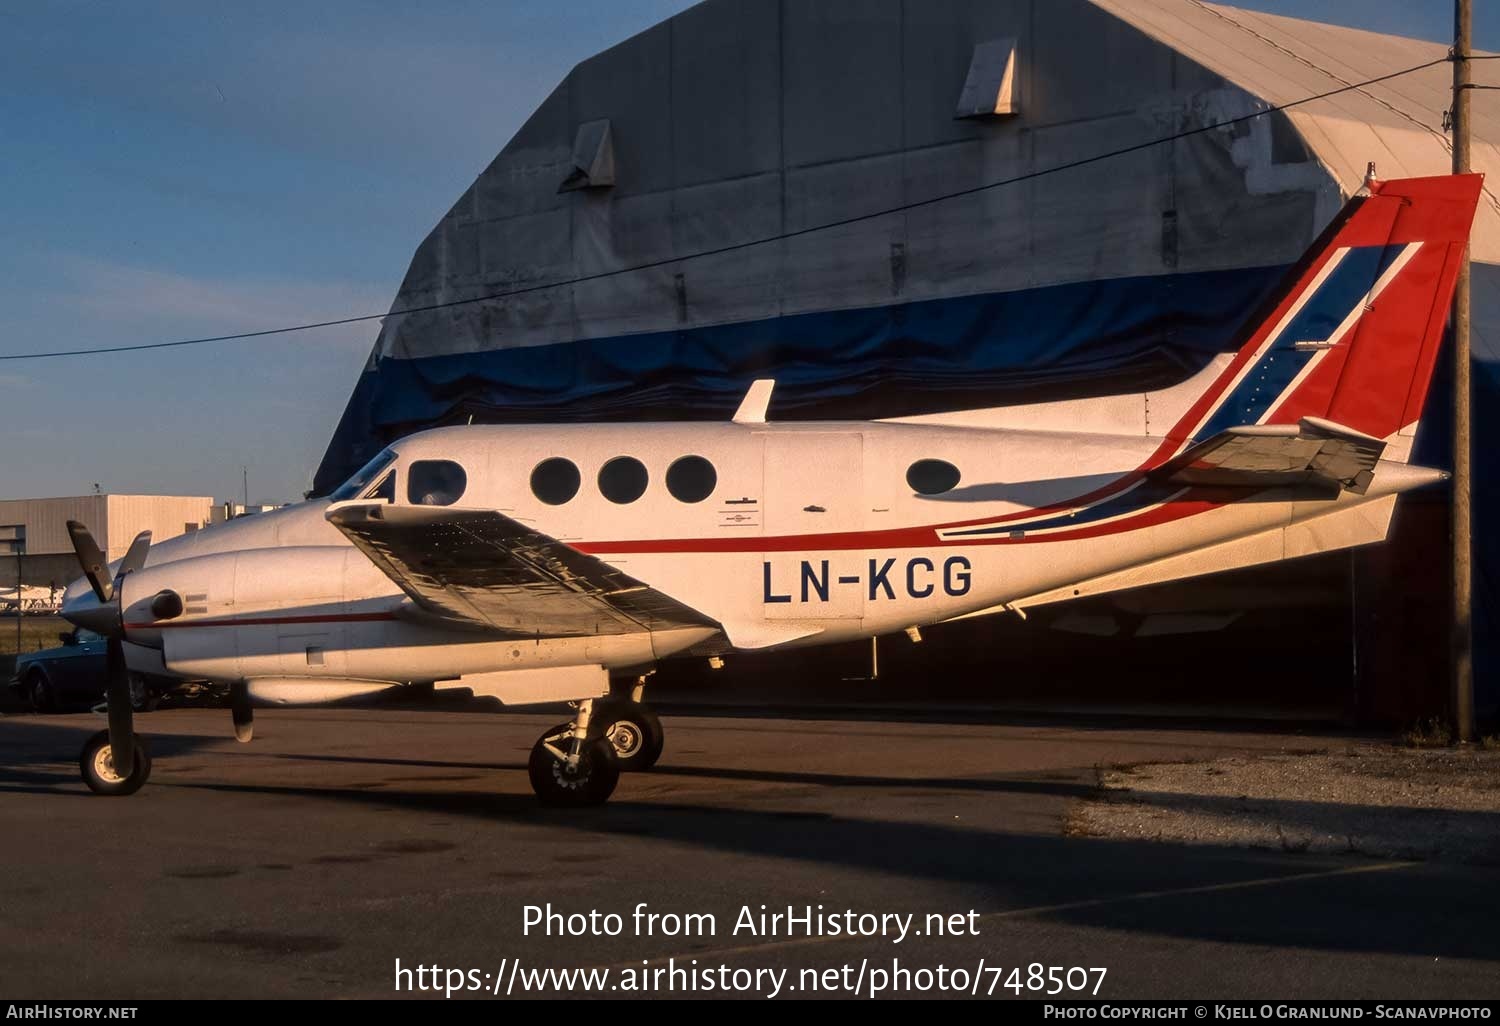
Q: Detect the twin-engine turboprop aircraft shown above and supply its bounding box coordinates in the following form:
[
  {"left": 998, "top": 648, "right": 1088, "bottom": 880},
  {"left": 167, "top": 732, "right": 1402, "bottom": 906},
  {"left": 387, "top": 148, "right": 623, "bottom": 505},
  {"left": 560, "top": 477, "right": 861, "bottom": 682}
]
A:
[{"left": 60, "top": 172, "right": 1481, "bottom": 805}]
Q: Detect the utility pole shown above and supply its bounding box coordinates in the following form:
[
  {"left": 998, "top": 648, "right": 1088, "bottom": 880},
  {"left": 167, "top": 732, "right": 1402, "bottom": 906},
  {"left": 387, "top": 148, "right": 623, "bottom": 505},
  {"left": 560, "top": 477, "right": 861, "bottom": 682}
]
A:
[
  {"left": 242, "top": 466, "right": 249, "bottom": 511},
  {"left": 1451, "top": 0, "right": 1476, "bottom": 744}
]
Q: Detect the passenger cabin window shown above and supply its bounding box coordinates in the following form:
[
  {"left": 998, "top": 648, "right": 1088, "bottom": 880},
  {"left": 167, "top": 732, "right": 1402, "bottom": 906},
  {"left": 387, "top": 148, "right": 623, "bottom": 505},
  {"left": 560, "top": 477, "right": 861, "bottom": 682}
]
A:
[
  {"left": 599, "top": 457, "right": 649, "bottom": 504},
  {"left": 408, "top": 460, "right": 467, "bottom": 506},
  {"left": 666, "top": 455, "right": 717, "bottom": 504},
  {"left": 331, "top": 449, "right": 397, "bottom": 502},
  {"left": 531, "top": 458, "right": 581, "bottom": 506},
  {"left": 907, "top": 459, "right": 961, "bottom": 496}
]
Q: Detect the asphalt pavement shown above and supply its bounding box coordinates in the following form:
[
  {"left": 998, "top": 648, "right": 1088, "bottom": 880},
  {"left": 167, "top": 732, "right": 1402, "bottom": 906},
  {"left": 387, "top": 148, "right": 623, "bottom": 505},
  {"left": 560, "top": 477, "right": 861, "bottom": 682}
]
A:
[{"left": 1, "top": 706, "right": 1496, "bottom": 1000}]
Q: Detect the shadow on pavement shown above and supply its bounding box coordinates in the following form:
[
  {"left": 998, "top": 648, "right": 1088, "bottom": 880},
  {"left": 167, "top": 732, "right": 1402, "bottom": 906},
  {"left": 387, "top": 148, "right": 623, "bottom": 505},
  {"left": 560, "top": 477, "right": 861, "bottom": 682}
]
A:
[{"left": 132, "top": 770, "right": 1500, "bottom": 964}]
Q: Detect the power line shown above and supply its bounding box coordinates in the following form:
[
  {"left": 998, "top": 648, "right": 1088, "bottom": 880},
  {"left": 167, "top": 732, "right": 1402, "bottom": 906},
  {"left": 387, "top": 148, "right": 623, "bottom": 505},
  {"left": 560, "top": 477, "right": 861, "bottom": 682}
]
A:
[{"left": 0, "top": 56, "right": 1451, "bottom": 364}]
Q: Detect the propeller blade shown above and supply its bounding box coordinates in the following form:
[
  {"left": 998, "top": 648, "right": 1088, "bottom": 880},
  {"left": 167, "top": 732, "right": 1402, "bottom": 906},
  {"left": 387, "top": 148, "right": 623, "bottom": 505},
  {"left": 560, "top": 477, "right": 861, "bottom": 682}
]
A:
[
  {"left": 230, "top": 682, "right": 254, "bottom": 743},
  {"left": 105, "top": 637, "right": 135, "bottom": 778},
  {"left": 65, "top": 521, "right": 112, "bottom": 604},
  {"left": 118, "top": 531, "right": 152, "bottom": 579}
]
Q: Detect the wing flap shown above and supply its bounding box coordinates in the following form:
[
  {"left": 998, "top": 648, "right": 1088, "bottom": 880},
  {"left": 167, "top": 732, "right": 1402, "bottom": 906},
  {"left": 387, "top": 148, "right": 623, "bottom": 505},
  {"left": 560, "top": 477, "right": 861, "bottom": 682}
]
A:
[
  {"left": 327, "top": 503, "right": 716, "bottom": 638},
  {"left": 1156, "top": 417, "right": 1385, "bottom": 494}
]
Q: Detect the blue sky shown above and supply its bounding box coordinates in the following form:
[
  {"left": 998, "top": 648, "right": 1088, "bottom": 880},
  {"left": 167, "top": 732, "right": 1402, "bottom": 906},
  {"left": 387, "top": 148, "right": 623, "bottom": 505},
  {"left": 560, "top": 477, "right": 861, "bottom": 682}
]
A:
[{"left": 1, "top": 1, "right": 1493, "bottom": 503}]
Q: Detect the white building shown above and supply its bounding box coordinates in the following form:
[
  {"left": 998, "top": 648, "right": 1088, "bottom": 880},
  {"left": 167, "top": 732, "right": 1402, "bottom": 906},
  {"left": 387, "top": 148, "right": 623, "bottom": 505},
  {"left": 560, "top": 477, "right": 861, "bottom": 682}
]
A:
[{"left": 0, "top": 495, "right": 215, "bottom": 591}]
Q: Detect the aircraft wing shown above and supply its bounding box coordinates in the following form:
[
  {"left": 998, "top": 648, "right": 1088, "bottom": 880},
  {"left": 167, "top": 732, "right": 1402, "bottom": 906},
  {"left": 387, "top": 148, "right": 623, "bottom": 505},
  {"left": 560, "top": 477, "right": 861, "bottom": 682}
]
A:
[
  {"left": 326, "top": 503, "right": 718, "bottom": 638},
  {"left": 1155, "top": 417, "right": 1387, "bottom": 494}
]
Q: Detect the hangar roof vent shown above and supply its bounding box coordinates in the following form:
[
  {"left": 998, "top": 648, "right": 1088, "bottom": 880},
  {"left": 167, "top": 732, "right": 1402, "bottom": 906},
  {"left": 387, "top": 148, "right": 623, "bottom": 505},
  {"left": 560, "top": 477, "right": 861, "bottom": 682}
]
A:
[
  {"left": 956, "top": 38, "right": 1020, "bottom": 119},
  {"left": 559, "top": 118, "right": 616, "bottom": 193}
]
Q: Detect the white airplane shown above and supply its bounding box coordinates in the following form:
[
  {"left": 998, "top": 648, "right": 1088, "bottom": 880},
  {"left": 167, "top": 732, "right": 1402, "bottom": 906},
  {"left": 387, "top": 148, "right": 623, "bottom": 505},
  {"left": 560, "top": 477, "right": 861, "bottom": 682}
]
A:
[{"left": 59, "top": 172, "right": 1481, "bottom": 805}]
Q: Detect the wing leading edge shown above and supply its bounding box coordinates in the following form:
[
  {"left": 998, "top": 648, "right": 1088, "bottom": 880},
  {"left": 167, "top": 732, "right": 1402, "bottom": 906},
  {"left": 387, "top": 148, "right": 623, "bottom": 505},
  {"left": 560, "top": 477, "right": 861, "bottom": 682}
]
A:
[{"left": 327, "top": 503, "right": 717, "bottom": 638}]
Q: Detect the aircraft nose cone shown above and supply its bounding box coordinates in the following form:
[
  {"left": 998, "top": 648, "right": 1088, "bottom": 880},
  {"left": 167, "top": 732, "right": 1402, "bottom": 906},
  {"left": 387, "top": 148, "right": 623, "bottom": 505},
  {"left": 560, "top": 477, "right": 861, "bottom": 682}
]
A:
[{"left": 60, "top": 582, "right": 118, "bottom": 635}]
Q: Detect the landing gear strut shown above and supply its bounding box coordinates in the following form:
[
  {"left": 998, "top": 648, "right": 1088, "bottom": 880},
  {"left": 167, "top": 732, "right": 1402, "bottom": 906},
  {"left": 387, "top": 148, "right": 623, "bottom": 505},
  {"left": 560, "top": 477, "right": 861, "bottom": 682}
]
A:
[{"left": 528, "top": 698, "right": 620, "bottom": 806}]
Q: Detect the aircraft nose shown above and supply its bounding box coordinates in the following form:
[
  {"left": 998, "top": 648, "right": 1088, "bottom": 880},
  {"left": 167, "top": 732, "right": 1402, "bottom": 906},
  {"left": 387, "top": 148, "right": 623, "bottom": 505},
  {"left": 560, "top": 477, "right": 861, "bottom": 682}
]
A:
[{"left": 60, "top": 581, "right": 118, "bottom": 634}]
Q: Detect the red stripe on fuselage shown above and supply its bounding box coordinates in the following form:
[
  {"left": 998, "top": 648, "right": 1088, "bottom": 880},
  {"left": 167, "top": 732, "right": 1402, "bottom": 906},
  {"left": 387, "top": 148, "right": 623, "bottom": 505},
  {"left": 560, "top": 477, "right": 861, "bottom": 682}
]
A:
[{"left": 574, "top": 486, "right": 1232, "bottom": 555}]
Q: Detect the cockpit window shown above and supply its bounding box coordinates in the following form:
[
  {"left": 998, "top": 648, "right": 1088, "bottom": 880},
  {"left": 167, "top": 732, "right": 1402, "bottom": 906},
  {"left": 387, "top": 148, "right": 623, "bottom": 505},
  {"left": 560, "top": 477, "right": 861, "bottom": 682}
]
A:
[
  {"left": 368, "top": 471, "right": 396, "bottom": 504},
  {"left": 331, "top": 449, "right": 397, "bottom": 502},
  {"left": 408, "top": 460, "right": 467, "bottom": 507}
]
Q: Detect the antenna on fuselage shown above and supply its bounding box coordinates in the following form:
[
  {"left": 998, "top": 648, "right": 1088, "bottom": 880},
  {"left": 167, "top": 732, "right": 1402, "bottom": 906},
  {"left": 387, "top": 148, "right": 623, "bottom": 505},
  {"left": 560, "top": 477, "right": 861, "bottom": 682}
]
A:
[{"left": 733, "top": 379, "right": 776, "bottom": 425}]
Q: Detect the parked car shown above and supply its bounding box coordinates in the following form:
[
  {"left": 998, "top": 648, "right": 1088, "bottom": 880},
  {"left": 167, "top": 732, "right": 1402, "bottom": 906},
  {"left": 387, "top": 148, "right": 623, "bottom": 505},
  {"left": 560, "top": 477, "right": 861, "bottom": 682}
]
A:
[{"left": 8, "top": 629, "right": 175, "bottom": 713}]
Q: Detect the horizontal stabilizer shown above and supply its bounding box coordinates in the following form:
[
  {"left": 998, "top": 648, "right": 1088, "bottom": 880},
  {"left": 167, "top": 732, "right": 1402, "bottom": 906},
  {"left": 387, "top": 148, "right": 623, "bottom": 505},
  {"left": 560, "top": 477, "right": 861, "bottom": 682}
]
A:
[{"left": 1155, "top": 417, "right": 1385, "bottom": 494}]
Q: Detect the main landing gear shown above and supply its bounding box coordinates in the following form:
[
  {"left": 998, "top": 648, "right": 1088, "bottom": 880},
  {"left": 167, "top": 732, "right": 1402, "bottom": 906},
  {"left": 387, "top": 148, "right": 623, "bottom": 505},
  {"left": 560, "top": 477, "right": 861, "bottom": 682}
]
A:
[
  {"left": 527, "top": 686, "right": 666, "bottom": 805},
  {"left": 596, "top": 695, "right": 665, "bottom": 772},
  {"left": 529, "top": 699, "right": 621, "bottom": 806}
]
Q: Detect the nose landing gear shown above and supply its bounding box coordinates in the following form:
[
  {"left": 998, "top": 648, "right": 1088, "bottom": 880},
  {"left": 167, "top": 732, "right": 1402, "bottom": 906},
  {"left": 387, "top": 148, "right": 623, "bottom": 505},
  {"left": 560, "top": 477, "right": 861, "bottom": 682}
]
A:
[{"left": 80, "top": 728, "right": 152, "bottom": 796}]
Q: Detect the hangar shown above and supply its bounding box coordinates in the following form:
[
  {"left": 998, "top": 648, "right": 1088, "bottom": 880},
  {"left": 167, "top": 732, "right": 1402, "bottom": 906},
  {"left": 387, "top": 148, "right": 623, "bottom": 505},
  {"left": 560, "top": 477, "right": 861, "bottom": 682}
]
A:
[{"left": 314, "top": 0, "right": 1499, "bottom": 720}]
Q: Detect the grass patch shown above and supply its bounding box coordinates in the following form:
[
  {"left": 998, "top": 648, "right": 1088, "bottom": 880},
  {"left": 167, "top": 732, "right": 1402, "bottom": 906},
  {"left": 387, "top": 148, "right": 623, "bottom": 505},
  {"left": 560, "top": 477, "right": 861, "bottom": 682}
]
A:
[
  {"left": 1401, "top": 718, "right": 1454, "bottom": 749},
  {"left": 0, "top": 616, "right": 70, "bottom": 659}
]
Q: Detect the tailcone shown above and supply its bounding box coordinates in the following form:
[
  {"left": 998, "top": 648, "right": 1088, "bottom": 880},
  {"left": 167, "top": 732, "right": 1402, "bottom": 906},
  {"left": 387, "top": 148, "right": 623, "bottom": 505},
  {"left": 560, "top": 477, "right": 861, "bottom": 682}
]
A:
[{"left": 1366, "top": 460, "right": 1449, "bottom": 498}]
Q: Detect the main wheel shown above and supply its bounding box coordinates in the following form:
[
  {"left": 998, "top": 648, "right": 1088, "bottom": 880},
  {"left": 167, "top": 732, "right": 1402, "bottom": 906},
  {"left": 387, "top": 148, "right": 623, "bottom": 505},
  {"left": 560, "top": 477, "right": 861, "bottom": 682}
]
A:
[
  {"left": 528, "top": 731, "right": 619, "bottom": 806},
  {"left": 595, "top": 698, "right": 664, "bottom": 772},
  {"left": 79, "top": 729, "right": 152, "bottom": 796}
]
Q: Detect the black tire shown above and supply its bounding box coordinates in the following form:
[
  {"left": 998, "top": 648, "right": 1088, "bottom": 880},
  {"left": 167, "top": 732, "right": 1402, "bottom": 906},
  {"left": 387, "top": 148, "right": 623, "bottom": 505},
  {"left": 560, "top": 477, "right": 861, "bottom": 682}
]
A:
[
  {"left": 528, "top": 731, "right": 619, "bottom": 806},
  {"left": 79, "top": 729, "right": 152, "bottom": 796},
  {"left": 26, "top": 671, "right": 55, "bottom": 714},
  {"left": 595, "top": 698, "right": 664, "bottom": 772},
  {"left": 128, "top": 674, "right": 159, "bottom": 713}
]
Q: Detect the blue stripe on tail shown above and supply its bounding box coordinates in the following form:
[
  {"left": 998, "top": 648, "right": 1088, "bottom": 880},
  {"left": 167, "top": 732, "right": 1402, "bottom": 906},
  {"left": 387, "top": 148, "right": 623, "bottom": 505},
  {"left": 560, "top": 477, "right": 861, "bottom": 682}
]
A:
[{"left": 1195, "top": 244, "right": 1407, "bottom": 440}]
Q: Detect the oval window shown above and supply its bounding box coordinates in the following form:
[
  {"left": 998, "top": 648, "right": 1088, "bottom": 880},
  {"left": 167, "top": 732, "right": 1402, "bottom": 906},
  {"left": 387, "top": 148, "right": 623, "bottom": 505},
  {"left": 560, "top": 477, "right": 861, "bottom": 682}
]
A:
[
  {"left": 666, "top": 455, "right": 717, "bottom": 504},
  {"left": 598, "top": 457, "right": 649, "bottom": 505},
  {"left": 906, "top": 459, "right": 961, "bottom": 496},
  {"left": 407, "top": 460, "right": 467, "bottom": 506},
  {"left": 531, "top": 458, "right": 581, "bottom": 506}
]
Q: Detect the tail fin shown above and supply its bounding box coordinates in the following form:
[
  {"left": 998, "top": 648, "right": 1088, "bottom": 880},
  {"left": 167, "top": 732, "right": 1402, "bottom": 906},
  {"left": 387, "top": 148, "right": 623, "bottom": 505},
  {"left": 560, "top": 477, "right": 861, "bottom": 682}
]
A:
[{"left": 1166, "top": 174, "right": 1483, "bottom": 456}]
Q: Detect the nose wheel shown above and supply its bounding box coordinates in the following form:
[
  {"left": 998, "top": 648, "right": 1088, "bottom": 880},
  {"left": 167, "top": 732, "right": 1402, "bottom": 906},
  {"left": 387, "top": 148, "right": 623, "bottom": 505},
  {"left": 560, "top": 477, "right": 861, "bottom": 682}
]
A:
[{"left": 80, "top": 729, "right": 152, "bottom": 796}]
